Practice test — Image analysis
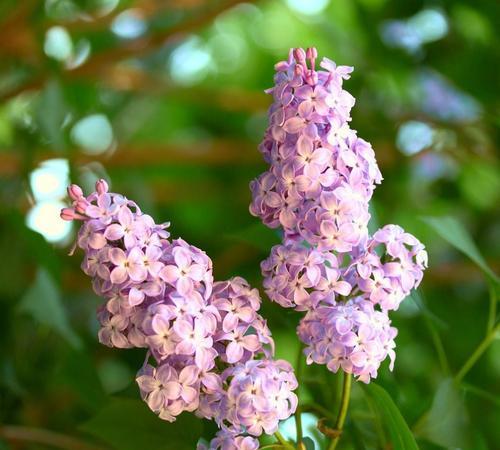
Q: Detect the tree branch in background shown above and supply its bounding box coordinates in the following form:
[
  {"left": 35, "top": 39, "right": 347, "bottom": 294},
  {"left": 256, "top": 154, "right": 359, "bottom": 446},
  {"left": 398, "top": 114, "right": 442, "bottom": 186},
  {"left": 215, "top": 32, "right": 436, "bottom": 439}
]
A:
[
  {"left": 0, "top": 425, "right": 109, "bottom": 450},
  {"left": 0, "top": 0, "right": 258, "bottom": 102}
]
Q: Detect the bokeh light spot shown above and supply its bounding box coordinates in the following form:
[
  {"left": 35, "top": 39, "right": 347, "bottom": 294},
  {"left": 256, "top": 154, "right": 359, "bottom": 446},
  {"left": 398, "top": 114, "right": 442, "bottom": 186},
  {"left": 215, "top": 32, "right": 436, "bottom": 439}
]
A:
[
  {"left": 26, "top": 200, "right": 72, "bottom": 243},
  {"left": 44, "top": 26, "right": 73, "bottom": 61},
  {"left": 71, "top": 114, "right": 114, "bottom": 154},
  {"left": 30, "top": 158, "right": 69, "bottom": 202},
  {"left": 111, "top": 9, "right": 147, "bottom": 39},
  {"left": 169, "top": 36, "right": 212, "bottom": 86},
  {"left": 285, "top": 0, "right": 330, "bottom": 16},
  {"left": 396, "top": 121, "right": 433, "bottom": 156}
]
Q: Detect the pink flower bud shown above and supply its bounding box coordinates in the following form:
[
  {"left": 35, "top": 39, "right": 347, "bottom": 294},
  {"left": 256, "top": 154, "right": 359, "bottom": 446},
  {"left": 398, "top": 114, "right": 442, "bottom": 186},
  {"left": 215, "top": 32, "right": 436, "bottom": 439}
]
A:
[
  {"left": 67, "top": 184, "right": 83, "bottom": 201},
  {"left": 306, "top": 47, "right": 317, "bottom": 71},
  {"left": 75, "top": 198, "right": 89, "bottom": 214},
  {"left": 61, "top": 208, "right": 76, "bottom": 221},
  {"left": 96, "top": 179, "right": 109, "bottom": 195},
  {"left": 306, "top": 47, "right": 318, "bottom": 60},
  {"left": 293, "top": 47, "right": 306, "bottom": 63}
]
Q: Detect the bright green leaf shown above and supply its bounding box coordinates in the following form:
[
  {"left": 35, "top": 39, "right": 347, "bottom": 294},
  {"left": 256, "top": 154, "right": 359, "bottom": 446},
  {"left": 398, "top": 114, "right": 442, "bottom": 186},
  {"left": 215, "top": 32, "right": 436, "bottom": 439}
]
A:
[
  {"left": 362, "top": 383, "right": 419, "bottom": 450},
  {"left": 81, "top": 397, "right": 203, "bottom": 450},
  {"left": 414, "top": 378, "right": 470, "bottom": 448},
  {"left": 421, "top": 215, "right": 498, "bottom": 282},
  {"left": 18, "top": 268, "right": 82, "bottom": 349}
]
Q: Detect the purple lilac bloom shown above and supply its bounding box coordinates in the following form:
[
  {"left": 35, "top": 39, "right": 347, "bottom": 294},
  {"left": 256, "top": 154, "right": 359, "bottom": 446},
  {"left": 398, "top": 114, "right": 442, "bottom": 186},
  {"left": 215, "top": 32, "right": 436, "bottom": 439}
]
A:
[
  {"left": 61, "top": 181, "right": 298, "bottom": 446},
  {"left": 219, "top": 359, "right": 298, "bottom": 436},
  {"left": 347, "top": 224, "right": 428, "bottom": 311},
  {"left": 297, "top": 297, "right": 397, "bottom": 383},
  {"left": 261, "top": 241, "right": 351, "bottom": 310},
  {"left": 250, "top": 48, "right": 382, "bottom": 253},
  {"left": 251, "top": 48, "right": 428, "bottom": 382}
]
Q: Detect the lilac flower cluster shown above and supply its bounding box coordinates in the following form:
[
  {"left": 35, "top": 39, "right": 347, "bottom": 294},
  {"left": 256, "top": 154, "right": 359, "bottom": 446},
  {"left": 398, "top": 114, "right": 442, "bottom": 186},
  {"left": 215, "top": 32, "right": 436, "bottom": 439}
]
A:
[
  {"left": 250, "top": 47, "right": 381, "bottom": 252},
  {"left": 251, "top": 48, "right": 428, "bottom": 383},
  {"left": 62, "top": 181, "right": 297, "bottom": 449}
]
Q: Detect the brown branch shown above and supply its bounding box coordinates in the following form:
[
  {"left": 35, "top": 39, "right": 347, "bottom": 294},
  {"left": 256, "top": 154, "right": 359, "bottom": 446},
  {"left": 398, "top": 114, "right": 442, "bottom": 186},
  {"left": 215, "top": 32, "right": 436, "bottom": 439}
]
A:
[
  {"left": 0, "top": 0, "right": 257, "bottom": 102},
  {"left": 96, "top": 65, "right": 268, "bottom": 112},
  {"left": 0, "top": 425, "right": 109, "bottom": 450},
  {"left": 0, "top": 140, "right": 261, "bottom": 176}
]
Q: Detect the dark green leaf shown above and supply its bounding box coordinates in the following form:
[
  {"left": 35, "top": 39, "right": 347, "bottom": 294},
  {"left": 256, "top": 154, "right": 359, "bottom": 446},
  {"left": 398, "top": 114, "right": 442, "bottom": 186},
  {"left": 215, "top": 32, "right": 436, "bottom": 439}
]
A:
[
  {"left": 421, "top": 215, "right": 498, "bottom": 282},
  {"left": 409, "top": 290, "right": 447, "bottom": 329},
  {"left": 18, "top": 268, "right": 82, "bottom": 349},
  {"left": 56, "top": 350, "right": 107, "bottom": 412},
  {"left": 362, "top": 383, "right": 419, "bottom": 450},
  {"left": 81, "top": 397, "right": 203, "bottom": 450},
  {"left": 414, "top": 378, "right": 470, "bottom": 448},
  {"left": 303, "top": 436, "right": 316, "bottom": 450}
]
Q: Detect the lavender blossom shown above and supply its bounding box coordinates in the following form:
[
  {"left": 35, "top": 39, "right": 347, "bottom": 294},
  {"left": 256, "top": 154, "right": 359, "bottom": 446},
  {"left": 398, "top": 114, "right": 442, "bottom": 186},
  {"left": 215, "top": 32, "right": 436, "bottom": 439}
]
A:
[
  {"left": 251, "top": 48, "right": 428, "bottom": 383},
  {"left": 250, "top": 48, "right": 382, "bottom": 253},
  {"left": 297, "top": 298, "right": 397, "bottom": 383},
  {"left": 61, "top": 181, "right": 298, "bottom": 447}
]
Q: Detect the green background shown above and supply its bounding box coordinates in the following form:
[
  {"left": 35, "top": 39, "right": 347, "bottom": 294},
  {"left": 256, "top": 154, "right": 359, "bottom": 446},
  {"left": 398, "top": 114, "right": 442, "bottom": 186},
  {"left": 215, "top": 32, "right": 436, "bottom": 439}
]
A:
[{"left": 0, "top": 1, "right": 499, "bottom": 449}]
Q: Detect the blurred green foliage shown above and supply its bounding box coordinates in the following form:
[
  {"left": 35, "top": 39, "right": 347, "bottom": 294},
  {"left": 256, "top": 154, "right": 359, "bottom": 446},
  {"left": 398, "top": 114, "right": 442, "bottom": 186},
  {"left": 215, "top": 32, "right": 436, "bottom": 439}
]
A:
[{"left": 0, "top": 1, "right": 499, "bottom": 449}]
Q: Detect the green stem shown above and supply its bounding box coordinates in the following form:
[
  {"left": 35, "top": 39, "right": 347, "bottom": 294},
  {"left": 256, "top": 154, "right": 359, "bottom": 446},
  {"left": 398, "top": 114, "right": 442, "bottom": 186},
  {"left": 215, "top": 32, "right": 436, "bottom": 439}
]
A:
[
  {"left": 259, "top": 445, "right": 286, "bottom": 450},
  {"left": 455, "top": 322, "right": 499, "bottom": 384},
  {"left": 426, "top": 318, "right": 450, "bottom": 375},
  {"left": 295, "top": 344, "right": 304, "bottom": 447},
  {"left": 274, "top": 431, "right": 294, "bottom": 450},
  {"left": 328, "top": 372, "right": 352, "bottom": 450},
  {"left": 487, "top": 283, "right": 497, "bottom": 333}
]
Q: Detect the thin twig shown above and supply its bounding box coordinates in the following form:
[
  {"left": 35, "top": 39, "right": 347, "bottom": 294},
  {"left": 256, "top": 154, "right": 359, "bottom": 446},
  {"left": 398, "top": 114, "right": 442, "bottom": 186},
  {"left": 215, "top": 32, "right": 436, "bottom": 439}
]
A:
[
  {"left": 0, "top": 0, "right": 258, "bottom": 102},
  {"left": 0, "top": 425, "right": 109, "bottom": 450}
]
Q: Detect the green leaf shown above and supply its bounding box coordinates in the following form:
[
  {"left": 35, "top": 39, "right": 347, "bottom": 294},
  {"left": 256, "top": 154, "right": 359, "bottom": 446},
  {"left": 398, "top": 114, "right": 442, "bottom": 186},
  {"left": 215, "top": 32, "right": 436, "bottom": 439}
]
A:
[
  {"left": 303, "top": 436, "right": 316, "bottom": 450},
  {"left": 421, "top": 215, "right": 498, "bottom": 282},
  {"left": 35, "top": 79, "right": 68, "bottom": 151},
  {"left": 18, "top": 268, "right": 81, "bottom": 349},
  {"left": 409, "top": 290, "right": 447, "bottom": 329},
  {"left": 81, "top": 397, "right": 203, "bottom": 450},
  {"left": 414, "top": 378, "right": 470, "bottom": 448},
  {"left": 361, "top": 383, "right": 419, "bottom": 450},
  {"left": 56, "top": 350, "right": 107, "bottom": 412}
]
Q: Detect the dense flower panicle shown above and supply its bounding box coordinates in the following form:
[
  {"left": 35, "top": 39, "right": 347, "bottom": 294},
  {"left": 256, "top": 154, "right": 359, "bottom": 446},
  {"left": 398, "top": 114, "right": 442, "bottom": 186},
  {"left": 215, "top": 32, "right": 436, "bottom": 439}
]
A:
[
  {"left": 219, "top": 359, "right": 298, "bottom": 436},
  {"left": 251, "top": 48, "right": 428, "bottom": 383},
  {"left": 249, "top": 48, "right": 382, "bottom": 253},
  {"left": 297, "top": 298, "right": 397, "bottom": 383},
  {"left": 261, "top": 242, "right": 351, "bottom": 310},
  {"left": 348, "top": 225, "right": 428, "bottom": 311},
  {"left": 62, "top": 180, "right": 298, "bottom": 448}
]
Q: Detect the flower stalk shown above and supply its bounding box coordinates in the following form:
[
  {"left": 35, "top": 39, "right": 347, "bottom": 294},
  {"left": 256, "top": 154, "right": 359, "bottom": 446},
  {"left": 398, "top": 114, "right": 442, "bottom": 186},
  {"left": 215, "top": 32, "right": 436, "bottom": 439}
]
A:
[{"left": 328, "top": 372, "right": 352, "bottom": 450}]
